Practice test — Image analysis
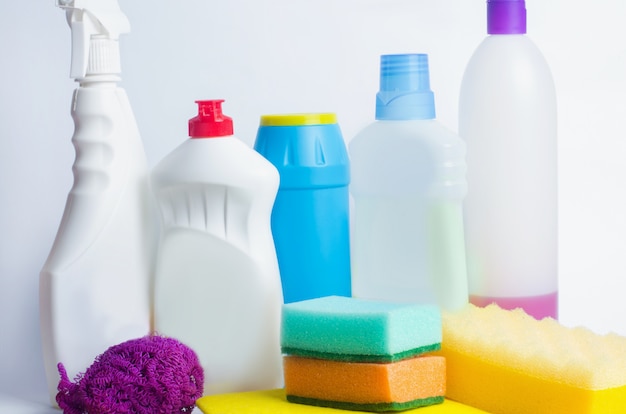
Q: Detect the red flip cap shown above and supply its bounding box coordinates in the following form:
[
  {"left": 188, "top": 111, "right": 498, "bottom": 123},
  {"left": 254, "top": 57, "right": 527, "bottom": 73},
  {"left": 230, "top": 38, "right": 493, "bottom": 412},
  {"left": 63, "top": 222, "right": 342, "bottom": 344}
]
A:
[{"left": 189, "top": 100, "right": 234, "bottom": 138}]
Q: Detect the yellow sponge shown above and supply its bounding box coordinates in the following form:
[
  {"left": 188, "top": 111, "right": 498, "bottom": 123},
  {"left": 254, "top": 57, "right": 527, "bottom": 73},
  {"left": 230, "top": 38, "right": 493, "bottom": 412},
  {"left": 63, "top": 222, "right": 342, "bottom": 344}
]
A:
[
  {"left": 283, "top": 355, "right": 445, "bottom": 411},
  {"left": 437, "top": 304, "right": 626, "bottom": 414},
  {"left": 195, "top": 388, "right": 490, "bottom": 414}
]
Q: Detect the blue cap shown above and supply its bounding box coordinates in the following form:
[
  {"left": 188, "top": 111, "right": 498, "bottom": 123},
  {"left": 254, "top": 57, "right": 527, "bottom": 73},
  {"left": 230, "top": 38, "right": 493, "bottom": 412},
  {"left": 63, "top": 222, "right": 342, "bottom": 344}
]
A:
[{"left": 375, "top": 54, "right": 436, "bottom": 120}]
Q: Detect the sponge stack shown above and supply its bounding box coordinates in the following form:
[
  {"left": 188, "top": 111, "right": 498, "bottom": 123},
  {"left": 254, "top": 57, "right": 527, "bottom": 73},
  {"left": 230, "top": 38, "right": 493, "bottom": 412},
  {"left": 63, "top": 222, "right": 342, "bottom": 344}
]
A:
[
  {"left": 438, "top": 304, "right": 626, "bottom": 414},
  {"left": 281, "top": 296, "right": 445, "bottom": 412}
]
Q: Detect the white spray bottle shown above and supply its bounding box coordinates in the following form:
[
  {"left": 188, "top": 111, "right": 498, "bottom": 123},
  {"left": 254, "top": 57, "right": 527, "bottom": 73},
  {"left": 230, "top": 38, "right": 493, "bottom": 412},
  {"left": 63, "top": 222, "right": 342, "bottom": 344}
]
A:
[{"left": 40, "top": 0, "right": 156, "bottom": 404}]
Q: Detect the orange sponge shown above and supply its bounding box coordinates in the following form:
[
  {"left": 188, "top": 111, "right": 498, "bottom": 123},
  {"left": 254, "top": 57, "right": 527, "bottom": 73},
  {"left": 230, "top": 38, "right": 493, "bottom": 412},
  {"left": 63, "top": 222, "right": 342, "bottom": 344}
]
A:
[
  {"left": 437, "top": 304, "right": 626, "bottom": 414},
  {"left": 283, "top": 355, "right": 446, "bottom": 411}
]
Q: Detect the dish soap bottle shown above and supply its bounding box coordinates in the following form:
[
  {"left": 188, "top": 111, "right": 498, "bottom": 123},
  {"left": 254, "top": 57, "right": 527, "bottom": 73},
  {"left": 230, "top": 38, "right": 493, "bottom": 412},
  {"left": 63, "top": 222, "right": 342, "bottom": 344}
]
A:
[
  {"left": 151, "top": 100, "right": 284, "bottom": 395},
  {"left": 40, "top": 0, "right": 156, "bottom": 405},
  {"left": 459, "top": 0, "right": 558, "bottom": 319},
  {"left": 349, "top": 54, "right": 469, "bottom": 310},
  {"left": 254, "top": 113, "right": 352, "bottom": 303}
]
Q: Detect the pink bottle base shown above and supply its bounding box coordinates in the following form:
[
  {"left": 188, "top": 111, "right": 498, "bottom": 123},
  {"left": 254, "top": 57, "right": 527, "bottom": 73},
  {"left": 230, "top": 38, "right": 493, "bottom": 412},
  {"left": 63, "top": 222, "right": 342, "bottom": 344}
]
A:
[{"left": 470, "top": 292, "right": 558, "bottom": 320}]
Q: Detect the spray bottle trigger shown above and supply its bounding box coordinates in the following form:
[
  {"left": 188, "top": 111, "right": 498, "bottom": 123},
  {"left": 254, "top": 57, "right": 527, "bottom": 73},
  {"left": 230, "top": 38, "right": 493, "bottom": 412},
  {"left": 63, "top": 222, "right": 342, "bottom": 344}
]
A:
[{"left": 68, "top": 12, "right": 93, "bottom": 79}]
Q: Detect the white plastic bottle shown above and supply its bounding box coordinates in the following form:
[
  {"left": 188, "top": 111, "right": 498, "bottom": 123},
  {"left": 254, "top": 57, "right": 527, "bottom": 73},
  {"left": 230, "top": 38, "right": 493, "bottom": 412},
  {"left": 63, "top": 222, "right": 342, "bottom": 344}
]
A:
[
  {"left": 459, "top": 0, "right": 558, "bottom": 319},
  {"left": 349, "top": 54, "right": 468, "bottom": 311},
  {"left": 40, "top": 0, "right": 156, "bottom": 405},
  {"left": 151, "top": 100, "right": 284, "bottom": 395}
]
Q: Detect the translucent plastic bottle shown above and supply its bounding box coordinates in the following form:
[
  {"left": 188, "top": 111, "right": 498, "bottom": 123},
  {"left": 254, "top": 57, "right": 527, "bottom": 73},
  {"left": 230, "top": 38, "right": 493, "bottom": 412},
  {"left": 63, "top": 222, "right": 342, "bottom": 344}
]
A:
[
  {"left": 40, "top": 0, "right": 155, "bottom": 404},
  {"left": 151, "top": 100, "right": 284, "bottom": 395},
  {"left": 254, "top": 113, "right": 351, "bottom": 303},
  {"left": 459, "top": 0, "right": 558, "bottom": 319},
  {"left": 349, "top": 54, "right": 468, "bottom": 310}
]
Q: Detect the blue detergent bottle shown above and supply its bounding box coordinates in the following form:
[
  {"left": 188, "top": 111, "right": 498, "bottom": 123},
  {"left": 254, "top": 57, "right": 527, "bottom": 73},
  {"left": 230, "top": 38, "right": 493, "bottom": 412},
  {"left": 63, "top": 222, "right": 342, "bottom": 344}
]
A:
[{"left": 254, "top": 114, "right": 351, "bottom": 303}]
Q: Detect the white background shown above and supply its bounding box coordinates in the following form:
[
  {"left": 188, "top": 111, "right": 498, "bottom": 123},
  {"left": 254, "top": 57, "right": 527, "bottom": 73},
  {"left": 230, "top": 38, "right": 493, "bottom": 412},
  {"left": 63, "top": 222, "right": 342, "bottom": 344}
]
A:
[{"left": 1, "top": 0, "right": 625, "bottom": 411}]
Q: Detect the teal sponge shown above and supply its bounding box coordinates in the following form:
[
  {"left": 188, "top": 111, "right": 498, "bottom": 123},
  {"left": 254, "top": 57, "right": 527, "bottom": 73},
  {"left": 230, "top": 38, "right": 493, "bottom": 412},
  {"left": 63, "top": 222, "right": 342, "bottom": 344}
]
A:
[{"left": 281, "top": 296, "right": 441, "bottom": 362}]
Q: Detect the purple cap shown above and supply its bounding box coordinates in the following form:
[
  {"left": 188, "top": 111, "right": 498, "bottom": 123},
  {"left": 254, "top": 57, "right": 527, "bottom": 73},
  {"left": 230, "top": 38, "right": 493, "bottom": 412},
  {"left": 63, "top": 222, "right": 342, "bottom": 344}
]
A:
[{"left": 487, "top": 0, "right": 527, "bottom": 34}]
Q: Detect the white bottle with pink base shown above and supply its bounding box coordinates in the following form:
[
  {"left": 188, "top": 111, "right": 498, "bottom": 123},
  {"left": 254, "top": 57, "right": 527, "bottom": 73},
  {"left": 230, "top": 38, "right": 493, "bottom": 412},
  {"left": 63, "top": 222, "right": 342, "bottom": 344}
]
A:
[{"left": 459, "top": 0, "right": 558, "bottom": 319}]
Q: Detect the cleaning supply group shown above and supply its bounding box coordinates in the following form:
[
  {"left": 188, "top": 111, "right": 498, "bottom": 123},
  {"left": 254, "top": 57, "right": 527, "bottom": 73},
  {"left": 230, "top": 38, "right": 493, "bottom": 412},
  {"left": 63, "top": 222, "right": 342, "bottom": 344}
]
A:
[{"left": 39, "top": 0, "right": 559, "bottom": 410}]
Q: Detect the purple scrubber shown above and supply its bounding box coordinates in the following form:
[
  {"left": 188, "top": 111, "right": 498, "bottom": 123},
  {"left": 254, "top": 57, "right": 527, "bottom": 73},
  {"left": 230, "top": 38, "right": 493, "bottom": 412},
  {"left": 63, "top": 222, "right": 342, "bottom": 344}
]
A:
[{"left": 56, "top": 335, "right": 204, "bottom": 414}]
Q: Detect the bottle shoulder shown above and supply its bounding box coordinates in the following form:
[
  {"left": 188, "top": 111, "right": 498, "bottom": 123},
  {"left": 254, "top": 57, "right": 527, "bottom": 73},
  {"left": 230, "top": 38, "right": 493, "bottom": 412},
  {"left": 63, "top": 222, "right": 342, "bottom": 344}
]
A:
[
  {"left": 460, "top": 35, "right": 556, "bottom": 116},
  {"left": 463, "top": 35, "right": 555, "bottom": 84},
  {"left": 471, "top": 35, "right": 547, "bottom": 56},
  {"left": 350, "top": 120, "right": 464, "bottom": 157},
  {"left": 459, "top": 35, "right": 557, "bottom": 133},
  {"left": 352, "top": 119, "right": 460, "bottom": 140},
  {"left": 349, "top": 120, "right": 467, "bottom": 198},
  {"left": 152, "top": 137, "right": 279, "bottom": 189}
]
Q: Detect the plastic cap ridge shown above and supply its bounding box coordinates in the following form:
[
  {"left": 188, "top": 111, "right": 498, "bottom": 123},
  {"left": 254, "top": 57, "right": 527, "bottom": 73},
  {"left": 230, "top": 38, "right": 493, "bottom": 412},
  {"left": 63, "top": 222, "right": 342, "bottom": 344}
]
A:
[
  {"left": 375, "top": 54, "right": 436, "bottom": 121},
  {"left": 189, "top": 100, "right": 234, "bottom": 138},
  {"left": 85, "top": 38, "right": 122, "bottom": 76}
]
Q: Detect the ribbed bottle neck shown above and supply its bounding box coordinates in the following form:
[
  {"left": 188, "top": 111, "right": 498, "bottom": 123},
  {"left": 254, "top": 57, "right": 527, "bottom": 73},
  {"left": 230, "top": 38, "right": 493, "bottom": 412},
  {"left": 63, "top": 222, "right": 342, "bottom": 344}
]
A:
[{"left": 375, "top": 54, "right": 436, "bottom": 121}]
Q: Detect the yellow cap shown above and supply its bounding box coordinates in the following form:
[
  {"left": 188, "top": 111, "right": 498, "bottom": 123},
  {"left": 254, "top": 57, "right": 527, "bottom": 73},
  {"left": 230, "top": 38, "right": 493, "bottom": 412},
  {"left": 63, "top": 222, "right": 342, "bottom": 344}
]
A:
[{"left": 260, "top": 113, "right": 337, "bottom": 127}]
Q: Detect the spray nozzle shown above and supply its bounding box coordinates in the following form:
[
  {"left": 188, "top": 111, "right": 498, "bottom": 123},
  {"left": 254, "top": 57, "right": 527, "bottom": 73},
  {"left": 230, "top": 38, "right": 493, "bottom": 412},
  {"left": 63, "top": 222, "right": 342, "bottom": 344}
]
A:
[{"left": 56, "top": 0, "right": 130, "bottom": 80}]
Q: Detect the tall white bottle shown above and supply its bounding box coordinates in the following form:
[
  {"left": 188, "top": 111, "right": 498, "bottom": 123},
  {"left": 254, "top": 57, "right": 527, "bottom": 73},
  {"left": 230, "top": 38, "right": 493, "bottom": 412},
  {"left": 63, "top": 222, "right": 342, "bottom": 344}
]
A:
[
  {"left": 151, "top": 100, "right": 284, "bottom": 395},
  {"left": 459, "top": 0, "right": 558, "bottom": 319},
  {"left": 350, "top": 54, "right": 468, "bottom": 311},
  {"left": 40, "top": 0, "right": 156, "bottom": 405}
]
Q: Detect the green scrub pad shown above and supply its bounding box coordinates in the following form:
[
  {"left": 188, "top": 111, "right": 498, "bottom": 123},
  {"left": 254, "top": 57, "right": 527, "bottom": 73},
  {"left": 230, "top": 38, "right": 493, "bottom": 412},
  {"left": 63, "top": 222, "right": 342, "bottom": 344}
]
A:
[{"left": 281, "top": 296, "right": 441, "bottom": 362}]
